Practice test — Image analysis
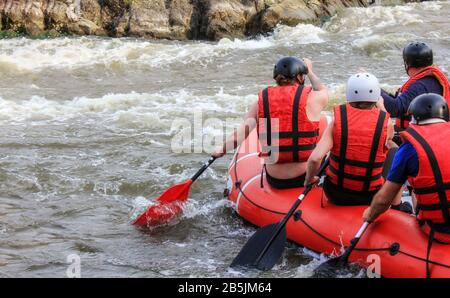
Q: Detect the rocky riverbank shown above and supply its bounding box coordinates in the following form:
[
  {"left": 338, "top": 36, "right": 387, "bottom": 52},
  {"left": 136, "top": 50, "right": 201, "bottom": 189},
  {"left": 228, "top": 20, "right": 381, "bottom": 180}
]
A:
[{"left": 0, "top": 0, "right": 375, "bottom": 40}]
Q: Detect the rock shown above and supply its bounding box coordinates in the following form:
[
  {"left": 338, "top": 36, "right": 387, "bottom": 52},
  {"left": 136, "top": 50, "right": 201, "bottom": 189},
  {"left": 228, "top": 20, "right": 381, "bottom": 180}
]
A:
[
  {"left": 24, "top": 0, "right": 45, "bottom": 35},
  {"left": 2, "top": 0, "right": 27, "bottom": 32},
  {"left": 0, "top": 0, "right": 375, "bottom": 40},
  {"left": 127, "top": 0, "right": 195, "bottom": 40},
  {"left": 205, "top": 0, "right": 257, "bottom": 40}
]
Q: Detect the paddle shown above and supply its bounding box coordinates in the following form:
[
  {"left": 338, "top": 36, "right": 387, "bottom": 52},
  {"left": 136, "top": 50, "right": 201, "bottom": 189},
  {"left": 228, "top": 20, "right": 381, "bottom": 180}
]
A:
[
  {"left": 230, "top": 158, "right": 329, "bottom": 271},
  {"left": 314, "top": 221, "right": 371, "bottom": 276},
  {"left": 132, "top": 156, "right": 216, "bottom": 227}
]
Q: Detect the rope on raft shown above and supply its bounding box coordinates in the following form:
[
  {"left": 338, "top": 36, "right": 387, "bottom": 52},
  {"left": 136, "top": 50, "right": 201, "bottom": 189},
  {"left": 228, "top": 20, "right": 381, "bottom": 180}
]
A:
[{"left": 231, "top": 151, "right": 450, "bottom": 271}]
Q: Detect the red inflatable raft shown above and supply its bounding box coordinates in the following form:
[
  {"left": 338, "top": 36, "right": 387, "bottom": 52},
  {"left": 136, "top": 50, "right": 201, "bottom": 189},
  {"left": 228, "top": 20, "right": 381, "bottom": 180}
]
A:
[{"left": 226, "top": 129, "right": 450, "bottom": 278}]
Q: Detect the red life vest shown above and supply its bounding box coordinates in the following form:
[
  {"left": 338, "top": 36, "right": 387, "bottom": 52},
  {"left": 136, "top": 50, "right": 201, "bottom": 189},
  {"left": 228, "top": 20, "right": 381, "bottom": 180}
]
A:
[
  {"left": 326, "top": 103, "right": 389, "bottom": 192},
  {"left": 401, "top": 123, "right": 450, "bottom": 224},
  {"left": 396, "top": 66, "right": 450, "bottom": 130},
  {"left": 257, "top": 85, "right": 319, "bottom": 164}
]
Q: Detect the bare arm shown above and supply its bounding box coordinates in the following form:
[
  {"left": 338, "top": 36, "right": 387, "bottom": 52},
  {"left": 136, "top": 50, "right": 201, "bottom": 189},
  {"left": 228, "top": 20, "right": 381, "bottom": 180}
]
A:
[
  {"left": 376, "top": 96, "right": 387, "bottom": 112},
  {"left": 305, "top": 120, "right": 333, "bottom": 185},
  {"left": 308, "top": 68, "right": 326, "bottom": 92},
  {"left": 386, "top": 121, "right": 398, "bottom": 149},
  {"left": 363, "top": 181, "right": 403, "bottom": 222},
  {"left": 212, "top": 101, "right": 258, "bottom": 157},
  {"left": 303, "top": 58, "right": 328, "bottom": 115}
]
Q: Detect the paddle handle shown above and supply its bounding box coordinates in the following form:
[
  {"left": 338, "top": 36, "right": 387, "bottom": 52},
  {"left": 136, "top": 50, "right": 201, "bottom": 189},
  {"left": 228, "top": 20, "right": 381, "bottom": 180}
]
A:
[
  {"left": 190, "top": 156, "right": 216, "bottom": 182},
  {"left": 355, "top": 221, "right": 370, "bottom": 239}
]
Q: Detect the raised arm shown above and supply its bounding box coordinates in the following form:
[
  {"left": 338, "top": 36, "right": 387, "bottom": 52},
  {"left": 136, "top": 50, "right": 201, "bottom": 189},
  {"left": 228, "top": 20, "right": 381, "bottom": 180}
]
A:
[
  {"left": 303, "top": 58, "right": 328, "bottom": 111},
  {"left": 304, "top": 58, "right": 327, "bottom": 92}
]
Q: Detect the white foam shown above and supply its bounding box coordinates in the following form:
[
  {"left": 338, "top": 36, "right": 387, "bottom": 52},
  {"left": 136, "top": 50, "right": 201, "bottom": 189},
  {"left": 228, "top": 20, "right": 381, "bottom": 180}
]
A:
[
  {"left": 0, "top": 90, "right": 257, "bottom": 125},
  {"left": 182, "top": 198, "right": 232, "bottom": 219},
  {"left": 351, "top": 32, "right": 417, "bottom": 57},
  {"left": 324, "top": 4, "right": 423, "bottom": 34},
  {"left": 0, "top": 23, "right": 325, "bottom": 72}
]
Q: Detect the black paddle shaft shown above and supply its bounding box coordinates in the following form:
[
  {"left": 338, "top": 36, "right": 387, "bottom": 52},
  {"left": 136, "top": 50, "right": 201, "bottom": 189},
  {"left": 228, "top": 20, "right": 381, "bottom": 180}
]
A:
[
  {"left": 252, "top": 158, "right": 330, "bottom": 266},
  {"left": 231, "top": 158, "right": 330, "bottom": 270},
  {"left": 190, "top": 156, "right": 216, "bottom": 182},
  {"left": 314, "top": 221, "right": 371, "bottom": 276},
  {"left": 338, "top": 221, "right": 370, "bottom": 264},
  {"left": 253, "top": 184, "right": 312, "bottom": 265}
]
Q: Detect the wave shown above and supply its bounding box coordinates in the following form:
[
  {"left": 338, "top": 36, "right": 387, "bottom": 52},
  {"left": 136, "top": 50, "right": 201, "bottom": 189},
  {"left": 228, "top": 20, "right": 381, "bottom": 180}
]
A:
[
  {"left": 0, "top": 90, "right": 257, "bottom": 124},
  {"left": 351, "top": 32, "right": 417, "bottom": 57},
  {"left": 0, "top": 1, "right": 446, "bottom": 72},
  {"left": 323, "top": 3, "right": 426, "bottom": 34},
  {"left": 0, "top": 23, "right": 325, "bottom": 72},
  {"left": 0, "top": 81, "right": 406, "bottom": 125}
]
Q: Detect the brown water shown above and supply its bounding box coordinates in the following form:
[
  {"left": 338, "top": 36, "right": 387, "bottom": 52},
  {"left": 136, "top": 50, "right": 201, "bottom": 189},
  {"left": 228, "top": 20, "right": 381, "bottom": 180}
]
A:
[{"left": 0, "top": 1, "right": 448, "bottom": 277}]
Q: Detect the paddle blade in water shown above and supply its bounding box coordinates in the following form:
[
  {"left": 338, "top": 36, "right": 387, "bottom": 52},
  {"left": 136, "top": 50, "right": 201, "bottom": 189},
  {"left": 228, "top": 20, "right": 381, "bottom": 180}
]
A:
[
  {"left": 137, "top": 201, "right": 184, "bottom": 226},
  {"left": 231, "top": 223, "right": 287, "bottom": 271},
  {"left": 132, "top": 181, "right": 192, "bottom": 226},
  {"left": 313, "top": 256, "right": 346, "bottom": 277}
]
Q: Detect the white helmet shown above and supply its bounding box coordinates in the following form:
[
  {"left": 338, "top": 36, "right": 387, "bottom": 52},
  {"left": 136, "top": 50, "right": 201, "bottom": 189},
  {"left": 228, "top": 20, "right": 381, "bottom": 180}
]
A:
[{"left": 346, "top": 73, "right": 381, "bottom": 103}]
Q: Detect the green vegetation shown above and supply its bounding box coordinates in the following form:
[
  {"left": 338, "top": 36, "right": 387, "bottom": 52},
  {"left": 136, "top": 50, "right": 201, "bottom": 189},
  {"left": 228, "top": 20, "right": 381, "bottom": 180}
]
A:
[{"left": 0, "top": 30, "right": 68, "bottom": 39}]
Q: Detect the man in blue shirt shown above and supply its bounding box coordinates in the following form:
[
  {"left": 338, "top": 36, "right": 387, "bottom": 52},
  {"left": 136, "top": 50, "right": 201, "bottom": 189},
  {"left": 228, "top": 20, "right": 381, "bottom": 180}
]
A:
[
  {"left": 364, "top": 94, "right": 450, "bottom": 237},
  {"left": 378, "top": 42, "right": 449, "bottom": 144},
  {"left": 381, "top": 77, "right": 443, "bottom": 119},
  {"left": 364, "top": 94, "right": 450, "bottom": 278}
]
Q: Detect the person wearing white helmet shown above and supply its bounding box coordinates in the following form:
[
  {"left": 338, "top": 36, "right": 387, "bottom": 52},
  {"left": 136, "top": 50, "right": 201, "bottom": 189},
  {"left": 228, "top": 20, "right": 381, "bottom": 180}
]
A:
[{"left": 306, "top": 73, "right": 409, "bottom": 209}]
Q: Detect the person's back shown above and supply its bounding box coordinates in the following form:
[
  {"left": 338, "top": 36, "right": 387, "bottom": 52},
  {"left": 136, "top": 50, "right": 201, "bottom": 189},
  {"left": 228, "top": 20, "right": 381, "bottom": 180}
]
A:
[
  {"left": 257, "top": 57, "right": 328, "bottom": 189},
  {"left": 365, "top": 94, "right": 450, "bottom": 268},
  {"left": 306, "top": 73, "right": 406, "bottom": 208},
  {"left": 326, "top": 102, "right": 388, "bottom": 200},
  {"left": 212, "top": 56, "right": 327, "bottom": 190},
  {"left": 402, "top": 121, "right": 450, "bottom": 227}
]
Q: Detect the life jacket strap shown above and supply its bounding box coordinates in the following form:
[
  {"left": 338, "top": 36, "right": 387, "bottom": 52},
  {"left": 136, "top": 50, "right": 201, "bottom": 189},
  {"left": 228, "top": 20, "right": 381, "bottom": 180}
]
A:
[
  {"left": 291, "top": 85, "right": 304, "bottom": 162},
  {"left": 362, "top": 111, "right": 387, "bottom": 192},
  {"left": 262, "top": 88, "right": 271, "bottom": 157},
  {"left": 337, "top": 104, "right": 348, "bottom": 187}
]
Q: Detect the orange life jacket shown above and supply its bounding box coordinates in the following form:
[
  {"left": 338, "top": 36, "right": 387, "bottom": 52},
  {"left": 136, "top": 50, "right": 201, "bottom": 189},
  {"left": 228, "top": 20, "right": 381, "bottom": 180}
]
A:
[
  {"left": 257, "top": 85, "right": 319, "bottom": 163},
  {"left": 396, "top": 66, "right": 450, "bottom": 130},
  {"left": 326, "top": 103, "right": 389, "bottom": 192},
  {"left": 401, "top": 123, "right": 450, "bottom": 224}
]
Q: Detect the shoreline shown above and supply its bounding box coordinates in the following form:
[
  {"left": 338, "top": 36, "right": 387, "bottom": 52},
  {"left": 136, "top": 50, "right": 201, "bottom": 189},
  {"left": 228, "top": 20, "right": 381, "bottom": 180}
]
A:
[{"left": 0, "top": 0, "right": 377, "bottom": 41}]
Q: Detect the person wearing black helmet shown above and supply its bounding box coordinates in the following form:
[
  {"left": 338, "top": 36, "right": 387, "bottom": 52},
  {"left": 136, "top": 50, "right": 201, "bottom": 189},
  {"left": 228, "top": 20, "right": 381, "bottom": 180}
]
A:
[
  {"left": 378, "top": 42, "right": 450, "bottom": 143},
  {"left": 364, "top": 94, "right": 450, "bottom": 269},
  {"left": 212, "top": 57, "right": 328, "bottom": 189}
]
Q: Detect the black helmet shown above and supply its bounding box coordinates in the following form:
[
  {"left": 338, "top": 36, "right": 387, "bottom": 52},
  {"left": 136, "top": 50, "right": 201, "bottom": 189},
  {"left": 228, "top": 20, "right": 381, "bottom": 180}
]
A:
[
  {"left": 273, "top": 57, "right": 308, "bottom": 80},
  {"left": 408, "top": 93, "right": 449, "bottom": 123},
  {"left": 403, "top": 42, "right": 433, "bottom": 68}
]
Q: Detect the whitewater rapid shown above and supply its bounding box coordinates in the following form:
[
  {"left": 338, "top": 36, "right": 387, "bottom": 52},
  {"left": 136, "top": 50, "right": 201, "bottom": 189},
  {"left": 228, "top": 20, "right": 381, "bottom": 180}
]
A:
[{"left": 0, "top": 1, "right": 448, "bottom": 277}]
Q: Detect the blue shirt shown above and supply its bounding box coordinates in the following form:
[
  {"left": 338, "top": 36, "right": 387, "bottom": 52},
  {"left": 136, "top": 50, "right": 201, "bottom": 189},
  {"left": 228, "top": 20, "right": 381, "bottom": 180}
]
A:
[
  {"left": 387, "top": 136, "right": 450, "bottom": 232},
  {"left": 382, "top": 76, "right": 443, "bottom": 118},
  {"left": 386, "top": 142, "right": 419, "bottom": 184}
]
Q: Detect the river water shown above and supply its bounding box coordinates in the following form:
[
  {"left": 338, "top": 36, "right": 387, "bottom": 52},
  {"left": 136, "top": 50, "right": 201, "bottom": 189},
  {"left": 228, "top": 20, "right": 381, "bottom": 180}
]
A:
[{"left": 0, "top": 1, "right": 448, "bottom": 277}]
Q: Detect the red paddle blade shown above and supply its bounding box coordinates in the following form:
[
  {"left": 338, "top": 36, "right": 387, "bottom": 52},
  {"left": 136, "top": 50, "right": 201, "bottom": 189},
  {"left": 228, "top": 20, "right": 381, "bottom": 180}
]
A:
[
  {"left": 134, "top": 201, "right": 184, "bottom": 226},
  {"left": 132, "top": 180, "right": 192, "bottom": 226}
]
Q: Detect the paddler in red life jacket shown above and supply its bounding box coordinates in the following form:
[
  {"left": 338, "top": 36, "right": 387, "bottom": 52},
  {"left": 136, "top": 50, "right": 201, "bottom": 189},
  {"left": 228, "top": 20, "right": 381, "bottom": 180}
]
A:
[
  {"left": 378, "top": 42, "right": 450, "bottom": 144},
  {"left": 306, "top": 73, "right": 410, "bottom": 211},
  {"left": 212, "top": 57, "right": 328, "bottom": 189},
  {"left": 364, "top": 94, "right": 450, "bottom": 275}
]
